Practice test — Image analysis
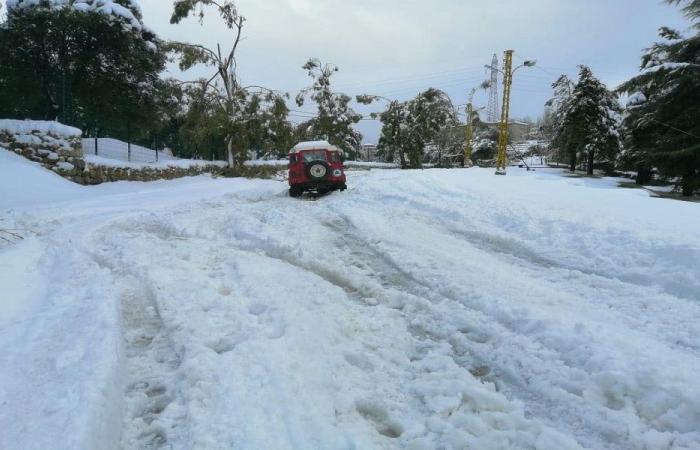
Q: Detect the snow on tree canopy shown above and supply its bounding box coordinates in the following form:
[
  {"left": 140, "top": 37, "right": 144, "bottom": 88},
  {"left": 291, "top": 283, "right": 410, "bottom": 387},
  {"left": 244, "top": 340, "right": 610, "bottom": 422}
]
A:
[
  {"left": 626, "top": 92, "right": 647, "bottom": 107},
  {"left": 7, "top": 0, "right": 146, "bottom": 32},
  {"left": 639, "top": 62, "right": 698, "bottom": 76}
]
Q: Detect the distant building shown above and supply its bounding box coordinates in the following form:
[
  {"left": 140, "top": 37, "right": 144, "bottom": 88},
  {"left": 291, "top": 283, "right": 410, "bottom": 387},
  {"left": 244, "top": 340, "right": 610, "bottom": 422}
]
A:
[
  {"left": 480, "top": 120, "right": 532, "bottom": 142},
  {"left": 361, "top": 143, "right": 379, "bottom": 162}
]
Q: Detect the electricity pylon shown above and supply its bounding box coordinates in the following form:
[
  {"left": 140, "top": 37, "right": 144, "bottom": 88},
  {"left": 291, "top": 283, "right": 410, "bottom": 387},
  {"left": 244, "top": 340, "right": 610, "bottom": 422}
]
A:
[{"left": 487, "top": 54, "right": 500, "bottom": 123}]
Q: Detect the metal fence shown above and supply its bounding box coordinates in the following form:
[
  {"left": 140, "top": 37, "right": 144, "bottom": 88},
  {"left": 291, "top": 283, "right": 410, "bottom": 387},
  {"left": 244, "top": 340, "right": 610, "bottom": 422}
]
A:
[{"left": 81, "top": 138, "right": 178, "bottom": 163}]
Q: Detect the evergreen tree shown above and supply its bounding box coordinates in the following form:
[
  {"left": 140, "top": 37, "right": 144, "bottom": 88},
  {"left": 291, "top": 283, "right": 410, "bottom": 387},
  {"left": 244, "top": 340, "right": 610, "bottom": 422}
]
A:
[
  {"left": 545, "top": 75, "right": 574, "bottom": 167},
  {"left": 295, "top": 58, "right": 364, "bottom": 159},
  {"left": 375, "top": 89, "right": 457, "bottom": 169},
  {"left": 547, "top": 67, "right": 621, "bottom": 174},
  {"left": 405, "top": 88, "right": 458, "bottom": 168},
  {"left": 374, "top": 100, "right": 409, "bottom": 166},
  {"left": 0, "top": 0, "right": 165, "bottom": 143},
  {"left": 618, "top": 0, "right": 700, "bottom": 195}
]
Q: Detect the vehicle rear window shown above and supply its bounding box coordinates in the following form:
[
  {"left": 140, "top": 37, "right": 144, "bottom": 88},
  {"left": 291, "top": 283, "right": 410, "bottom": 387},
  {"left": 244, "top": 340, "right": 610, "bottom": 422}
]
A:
[
  {"left": 330, "top": 152, "right": 341, "bottom": 162},
  {"left": 302, "top": 151, "right": 327, "bottom": 163}
]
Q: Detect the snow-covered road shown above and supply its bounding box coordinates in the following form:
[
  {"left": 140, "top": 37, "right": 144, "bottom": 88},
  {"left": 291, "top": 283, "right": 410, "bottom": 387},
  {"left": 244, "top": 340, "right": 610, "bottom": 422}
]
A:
[{"left": 1, "top": 150, "right": 699, "bottom": 450}]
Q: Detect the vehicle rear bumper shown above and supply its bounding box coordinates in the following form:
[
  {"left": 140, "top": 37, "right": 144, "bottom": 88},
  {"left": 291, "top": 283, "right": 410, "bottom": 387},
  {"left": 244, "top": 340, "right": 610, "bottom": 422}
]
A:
[{"left": 290, "top": 180, "right": 347, "bottom": 191}]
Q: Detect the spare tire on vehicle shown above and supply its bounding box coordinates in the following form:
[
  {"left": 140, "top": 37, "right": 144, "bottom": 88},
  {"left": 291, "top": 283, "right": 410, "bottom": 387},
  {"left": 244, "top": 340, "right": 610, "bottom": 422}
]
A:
[{"left": 305, "top": 161, "right": 330, "bottom": 180}]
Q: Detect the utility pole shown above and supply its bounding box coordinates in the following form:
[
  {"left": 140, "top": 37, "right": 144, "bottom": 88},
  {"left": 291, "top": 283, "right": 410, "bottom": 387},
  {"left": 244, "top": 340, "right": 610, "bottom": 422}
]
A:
[
  {"left": 495, "top": 50, "right": 514, "bottom": 175},
  {"left": 487, "top": 50, "right": 536, "bottom": 175},
  {"left": 464, "top": 102, "right": 473, "bottom": 166}
]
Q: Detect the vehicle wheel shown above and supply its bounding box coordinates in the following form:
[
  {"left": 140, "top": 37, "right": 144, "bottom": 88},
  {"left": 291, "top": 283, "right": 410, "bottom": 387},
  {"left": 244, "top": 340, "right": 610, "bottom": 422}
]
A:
[
  {"left": 305, "top": 161, "right": 330, "bottom": 180},
  {"left": 289, "top": 186, "right": 303, "bottom": 198}
]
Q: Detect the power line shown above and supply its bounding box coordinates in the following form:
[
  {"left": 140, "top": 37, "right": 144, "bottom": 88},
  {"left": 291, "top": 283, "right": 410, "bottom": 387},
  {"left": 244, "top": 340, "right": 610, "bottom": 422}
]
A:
[
  {"left": 363, "top": 75, "right": 492, "bottom": 98},
  {"left": 649, "top": 118, "right": 700, "bottom": 140},
  {"left": 332, "top": 66, "right": 489, "bottom": 90}
]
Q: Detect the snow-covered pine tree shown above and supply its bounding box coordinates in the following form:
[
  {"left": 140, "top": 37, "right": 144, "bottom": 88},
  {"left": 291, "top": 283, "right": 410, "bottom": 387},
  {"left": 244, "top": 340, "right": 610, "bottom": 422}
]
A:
[
  {"left": 545, "top": 75, "right": 575, "bottom": 168},
  {"left": 618, "top": 0, "right": 700, "bottom": 195},
  {"left": 375, "top": 100, "right": 409, "bottom": 166},
  {"left": 554, "top": 66, "right": 621, "bottom": 174}
]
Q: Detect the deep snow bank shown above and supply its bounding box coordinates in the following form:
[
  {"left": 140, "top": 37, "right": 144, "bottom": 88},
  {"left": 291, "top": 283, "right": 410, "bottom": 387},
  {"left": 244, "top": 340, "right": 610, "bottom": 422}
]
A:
[
  {"left": 0, "top": 149, "right": 124, "bottom": 450},
  {"left": 0, "top": 149, "right": 85, "bottom": 208}
]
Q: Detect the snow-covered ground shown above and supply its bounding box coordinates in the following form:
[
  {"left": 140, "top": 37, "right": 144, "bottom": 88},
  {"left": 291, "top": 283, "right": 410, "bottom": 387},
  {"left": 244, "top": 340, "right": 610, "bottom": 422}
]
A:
[
  {"left": 83, "top": 154, "right": 227, "bottom": 170},
  {"left": 1, "top": 149, "right": 699, "bottom": 450},
  {"left": 245, "top": 159, "right": 400, "bottom": 169},
  {"left": 0, "top": 119, "right": 82, "bottom": 137}
]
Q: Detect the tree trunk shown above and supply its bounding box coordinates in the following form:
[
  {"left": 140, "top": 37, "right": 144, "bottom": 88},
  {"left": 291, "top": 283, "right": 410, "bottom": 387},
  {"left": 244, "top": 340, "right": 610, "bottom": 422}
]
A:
[
  {"left": 636, "top": 166, "right": 652, "bottom": 185},
  {"left": 586, "top": 149, "right": 594, "bottom": 175},
  {"left": 568, "top": 149, "right": 576, "bottom": 172},
  {"left": 399, "top": 149, "right": 407, "bottom": 169},
  {"left": 226, "top": 136, "right": 235, "bottom": 167},
  {"left": 681, "top": 172, "right": 697, "bottom": 197}
]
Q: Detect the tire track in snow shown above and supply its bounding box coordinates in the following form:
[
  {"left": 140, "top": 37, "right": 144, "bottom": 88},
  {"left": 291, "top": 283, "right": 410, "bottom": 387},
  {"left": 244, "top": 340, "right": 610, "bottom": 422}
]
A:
[
  {"left": 373, "top": 184, "right": 700, "bottom": 357},
  {"left": 118, "top": 277, "right": 184, "bottom": 449},
  {"left": 210, "top": 204, "right": 601, "bottom": 447},
  {"left": 339, "top": 179, "right": 700, "bottom": 450},
  {"left": 318, "top": 212, "right": 627, "bottom": 450},
  {"left": 72, "top": 172, "right": 699, "bottom": 450},
  {"left": 90, "top": 225, "right": 189, "bottom": 450}
]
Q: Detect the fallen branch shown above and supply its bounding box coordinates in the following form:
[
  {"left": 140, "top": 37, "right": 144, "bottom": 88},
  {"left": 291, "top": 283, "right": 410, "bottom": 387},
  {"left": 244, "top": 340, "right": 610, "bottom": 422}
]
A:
[{"left": 0, "top": 229, "right": 24, "bottom": 241}]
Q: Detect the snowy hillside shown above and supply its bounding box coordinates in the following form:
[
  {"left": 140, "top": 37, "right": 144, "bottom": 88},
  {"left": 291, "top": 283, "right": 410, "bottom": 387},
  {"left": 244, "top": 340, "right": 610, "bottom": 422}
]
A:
[{"left": 1, "top": 155, "right": 699, "bottom": 450}]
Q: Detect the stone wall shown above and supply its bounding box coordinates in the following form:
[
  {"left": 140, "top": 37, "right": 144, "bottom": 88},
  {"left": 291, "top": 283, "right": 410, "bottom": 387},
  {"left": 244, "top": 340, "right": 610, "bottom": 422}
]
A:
[
  {"left": 79, "top": 163, "right": 224, "bottom": 185},
  {"left": 0, "top": 128, "right": 85, "bottom": 181},
  {"left": 0, "top": 123, "right": 224, "bottom": 185}
]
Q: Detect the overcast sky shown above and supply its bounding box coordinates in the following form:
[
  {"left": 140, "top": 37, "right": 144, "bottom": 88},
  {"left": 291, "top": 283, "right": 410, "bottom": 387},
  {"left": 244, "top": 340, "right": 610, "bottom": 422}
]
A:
[{"left": 139, "top": 0, "right": 690, "bottom": 143}]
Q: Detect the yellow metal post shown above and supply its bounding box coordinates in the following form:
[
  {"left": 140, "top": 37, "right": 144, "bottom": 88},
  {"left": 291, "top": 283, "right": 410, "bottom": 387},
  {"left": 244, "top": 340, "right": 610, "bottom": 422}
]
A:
[
  {"left": 464, "top": 102, "right": 473, "bottom": 166},
  {"left": 496, "top": 50, "right": 514, "bottom": 175}
]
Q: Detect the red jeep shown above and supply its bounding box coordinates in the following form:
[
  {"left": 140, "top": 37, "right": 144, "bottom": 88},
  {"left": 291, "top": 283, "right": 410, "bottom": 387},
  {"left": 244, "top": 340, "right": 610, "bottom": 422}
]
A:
[{"left": 288, "top": 141, "right": 347, "bottom": 197}]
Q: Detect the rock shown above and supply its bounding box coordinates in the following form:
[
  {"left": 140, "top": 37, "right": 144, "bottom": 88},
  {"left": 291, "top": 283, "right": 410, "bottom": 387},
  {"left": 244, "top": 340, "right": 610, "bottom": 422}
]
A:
[
  {"left": 57, "top": 147, "right": 79, "bottom": 157},
  {"left": 47, "top": 152, "right": 60, "bottom": 161},
  {"left": 70, "top": 158, "right": 86, "bottom": 171},
  {"left": 15, "top": 134, "right": 42, "bottom": 146},
  {"left": 55, "top": 161, "right": 75, "bottom": 172}
]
